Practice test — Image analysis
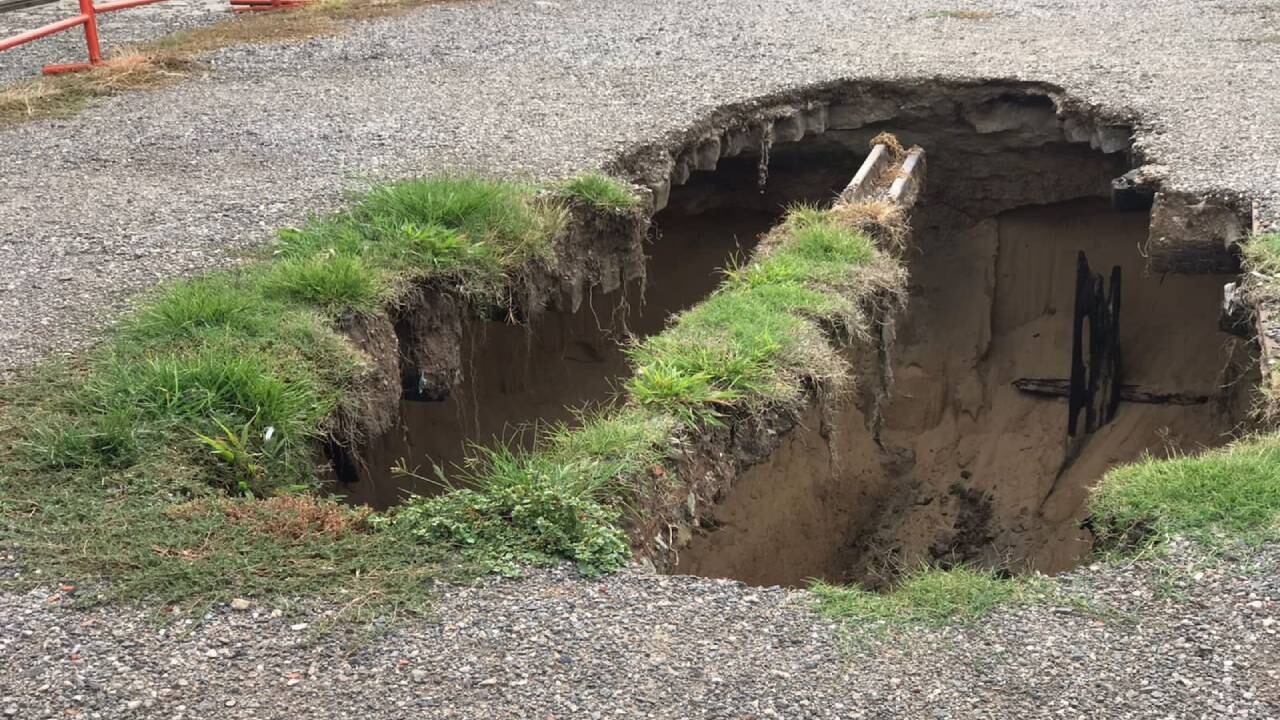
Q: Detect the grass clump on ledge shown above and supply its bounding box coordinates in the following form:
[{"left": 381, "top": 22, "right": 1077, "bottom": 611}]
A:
[
  {"left": 1089, "top": 437, "right": 1280, "bottom": 550},
  {"left": 811, "top": 566, "right": 1028, "bottom": 627},
  {"left": 624, "top": 207, "right": 898, "bottom": 426},
  {"left": 558, "top": 172, "right": 641, "bottom": 211},
  {"left": 1239, "top": 232, "right": 1280, "bottom": 412},
  {"left": 392, "top": 409, "right": 675, "bottom": 575}
]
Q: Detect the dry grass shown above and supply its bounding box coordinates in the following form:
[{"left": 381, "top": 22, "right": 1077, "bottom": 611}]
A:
[
  {"left": 0, "top": 0, "right": 442, "bottom": 127},
  {"left": 169, "top": 495, "right": 373, "bottom": 541},
  {"left": 0, "top": 54, "right": 195, "bottom": 124},
  {"left": 1245, "top": 34, "right": 1280, "bottom": 43},
  {"left": 830, "top": 199, "right": 911, "bottom": 251},
  {"left": 870, "top": 131, "right": 906, "bottom": 162}
]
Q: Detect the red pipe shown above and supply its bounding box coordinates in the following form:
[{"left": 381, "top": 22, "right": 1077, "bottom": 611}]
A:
[
  {"left": 0, "top": 14, "right": 88, "bottom": 52},
  {"left": 77, "top": 0, "right": 102, "bottom": 66}
]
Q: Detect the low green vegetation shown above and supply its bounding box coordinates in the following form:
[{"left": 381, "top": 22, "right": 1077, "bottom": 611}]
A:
[
  {"left": 273, "top": 175, "right": 564, "bottom": 301},
  {"left": 625, "top": 209, "right": 895, "bottom": 425},
  {"left": 1242, "top": 231, "right": 1280, "bottom": 278},
  {"left": 1241, "top": 232, "right": 1280, "bottom": 412},
  {"left": 393, "top": 409, "right": 674, "bottom": 575},
  {"left": 558, "top": 172, "right": 641, "bottom": 211},
  {"left": 811, "top": 566, "right": 1029, "bottom": 627},
  {"left": 1090, "top": 437, "right": 1280, "bottom": 550},
  {"left": 0, "top": 173, "right": 622, "bottom": 618}
]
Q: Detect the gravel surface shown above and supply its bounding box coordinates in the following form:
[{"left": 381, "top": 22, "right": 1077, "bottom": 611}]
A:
[
  {"left": 0, "top": 542, "right": 1276, "bottom": 719},
  {"left": 2, "top": 0, "right": 1280, "bottom": 376}
]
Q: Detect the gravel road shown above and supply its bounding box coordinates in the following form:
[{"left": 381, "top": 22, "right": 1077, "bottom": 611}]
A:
[
  {"left": 1, "top": 0, "right": 1280, "bottom": 376},
  {"left": 1, "top": 541, "right": 1276, "bottom": 719}
]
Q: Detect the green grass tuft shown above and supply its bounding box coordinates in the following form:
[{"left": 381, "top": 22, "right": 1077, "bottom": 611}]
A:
[
  {"left": 559, "top": 172, "right": 640, "bottom": 211},
  {"left": 1243, "top": 232, "right": 1280, "bottom": 278},
  {"left": 275, "top": 175, "right": 563, "bottom": 299},
  {"left": 626, "top": 207, "right": 883, "bottom": 425},
  {"left": 392, "top": 409, "right": 674, "bottom": 576},
  {"left": 128, "top": 276, "right": 260, "bottom": 341},
  {"left": 1090, "top": 437, "right": 1280, "bottom": 549},
  {"left": 811, "top": 566, "right": 1023, "bottom": 626},
  {"left": 261, "top": 254, "right": 387, "bottom": 313}
]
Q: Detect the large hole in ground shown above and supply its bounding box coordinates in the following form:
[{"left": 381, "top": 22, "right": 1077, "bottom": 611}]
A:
[
  {"left": 335, "top": 140, "right": 859, "bottom": 508},
  {"left": 668, "top": 90, "right": 1259, "bottom": 587},
  {"left": 334, "top": 84, "right": 1259, "bottom": 587}
]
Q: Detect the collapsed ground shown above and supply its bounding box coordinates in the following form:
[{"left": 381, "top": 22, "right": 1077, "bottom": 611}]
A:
[
  {"left": 1, "top": 2, "right": 1280, "bottom": 718},
  {"left": 1, "top": 81, "right": 1276, "bottom": 620}
]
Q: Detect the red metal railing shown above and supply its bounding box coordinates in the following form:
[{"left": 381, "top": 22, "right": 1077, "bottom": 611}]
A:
[
  {"left": 0, "top": 0, "right": 173, "bottom": 74},
  {"left": 0, "top": 0, "right": 310, "bottom": 75}
]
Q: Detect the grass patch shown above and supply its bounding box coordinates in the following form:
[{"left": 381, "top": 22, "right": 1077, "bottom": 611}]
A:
[
  {"left": 261, "top": 254, "right": 388, "bottom": 313},
  {"left": 625, "top": 207, "right": 896, "bottom": 425},
  {"left": 924, "top": 9, "right": 998, "bottom": 20},
  {"left": 0, "top": 458, "right": 439, "bottom": 621},
  {"left": 0, "top": 0, "right": 445, "bottom": 127},
  {"left": 811, "top": 566, "right": 1027, "bottom": 627},
  {"left": 0, "top": 173, "right": 589, "bottom": 619},
  {"left": 1243, "top": 232, "right": 1280, "bottom": 278},
  {"left": 1090, "top": 436, "right": 1280, "bottom": 550},
  {"left": 390, "top": 408, "right": 675, "bottom": 575},
  {"left": 1240, "top": 232, "right": 1280, "bottom": 411},
  {"left": 276, "top": 175, "right": 563, "bottom": 300},
  {"left": 558, "top": 173, "right": 641, "bottom": 211}
]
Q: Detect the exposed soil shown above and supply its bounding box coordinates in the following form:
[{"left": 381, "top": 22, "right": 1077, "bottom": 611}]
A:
[
  {"left": 668, "top": 91, "right": 1259, "bottom": 587},
  {"left": 675, "top": 197, "right": 1254, "bottom": 586}
]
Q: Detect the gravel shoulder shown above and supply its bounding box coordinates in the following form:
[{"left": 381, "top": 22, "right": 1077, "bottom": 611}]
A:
[
  {"left": 1, "top": 542, "right": 1276, "bottom": 719},
  {"left": 2, "top": 0, "right": 1280, "bottom": 376}
]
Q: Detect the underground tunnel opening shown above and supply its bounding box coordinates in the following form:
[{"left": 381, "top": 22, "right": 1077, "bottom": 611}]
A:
[{"left": 332, "top": 135, "right": 863, "bottom": 508}]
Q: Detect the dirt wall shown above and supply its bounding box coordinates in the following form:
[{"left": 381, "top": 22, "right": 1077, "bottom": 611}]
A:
[{"left": 674, "top": 198, "right": 1255, "bottom": 587}]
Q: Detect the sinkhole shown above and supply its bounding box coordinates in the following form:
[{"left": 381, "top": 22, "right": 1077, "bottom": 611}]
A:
[
  {"left": 331, "top": 137, "right": 859, "bottom": 508},
  {"left": 330, "top": 82, "right": 1260, "bottom": 589}
]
